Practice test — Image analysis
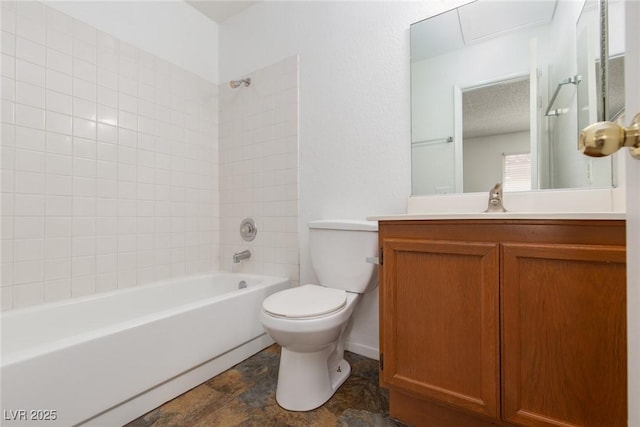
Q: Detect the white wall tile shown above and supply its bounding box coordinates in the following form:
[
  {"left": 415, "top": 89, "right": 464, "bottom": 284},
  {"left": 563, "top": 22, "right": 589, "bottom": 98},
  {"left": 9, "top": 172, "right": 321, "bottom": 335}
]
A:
[
  {"left": 72, "top": 197, "right": 95, "bottom": 217},
  {"left": 46, "top": 153, "right": 72, "bottom": 175},
  {"left": 46, "top": 29, "right": 73, "bottom": 55},
  {"left": 73, "top": 58, "right": 96, "bottom": 83},
  {"left": 96, "top": 86, "right": 117, "bottom": 108},
  {"left": 45, "top": 195, "right": 72, "bottom": 216},
  {"left": 72, "top": 117, "right": 96, "bottom": 139},
  {"left": 15, "top": 103, "right": 45, "bottom": 129},
  {"left": 45, "top": 174, "right": 72, "bottom": 195},
  {"left": 46, "top": 48, "right": 73, "bottom": 75},
  {"left": 13, "top": 216, "right": 43, "bottom": 240},
  {"left": 72, "top": 237, "right": 95, "bottom": 257},
  {"left": 95, "top": 179, "right": 116, "bottom": 198},
  {"left": 72, "top": 177, "right": 95, "bottom": 197},
  {"left": 2, "top": 99, "right": 15, "bottom": 124},
  {"left": 14, "top": 193, "right": 45, "bottom": 216},
  {"left": 96, "top": 236, "right": 116, "bottom": 255},
  {"left": 15, "top": 148, "right": 44, "bottom": 172},
  {"left": 96, "top": 105, "right": 117, "bottom": 125},
  {"left": 45, "top": 217, "right": 71, "bottom": 238},
  {"left": 46, "top": 111, "right": 72, "bottom": 135},
  {"left": 44, "top": 258, "right": 71, "bottom": 280},
  {"left": 73, "top": 157, "right": 96, "bottom": 177},
  {"left": 2, "top": 2, "right": 220, "bottom": 310},
  {"left": 14, "top": 238, "right": 44, "bottom": 261},
  {"left": 72, "top": 78, "right": 96, "bottom": 102},
  {"left": 2, "top": 9, "right": 16, "bottom": 35},
  {"left": 219, "top": 57, "right": 298, "bottom": 281},
  {"left": 1, "top": 261, "right": 13, "bottom": 285},
  {"left": 74, "top": 20, "right": 97, "bottom": 45},
  {"left": 71, "top": 256, "right": 95, "bottom": 277},
  {"left": 1, "top": 76, "right": 15, "bottom": 102},
  {"left": 12, "top": 281, "right": 44, "bottom": 308},
  {"left": 14, "top": 170, "right": 44, "bottom": 194},
  {"left": 46, "top": 132, "right": 72, "bottom": 155},
  {"left": 44, "top": 278, "right": 72, "bottom": 302},
  {"left": 73, "top": 98, "right": 96, "bottom": 121},
  {"left": 15, "top": 125, "right": 45, "bottom": 151},
  {"left": 71, "top": 275, "right": 95, "bottom": 296},
  {"left": 14, "top": 259, "right": 43, "bottom": 284},
  {"left": 74, "top": 40, "right": 96, "bottom": 64},
  {"left": 46, "top": 89, "right": 72, "bottom": 115},
  {"left": 15, "top": 37, "right": 46, "bottom": 66},
  {"left": 96, "top": 253, "right": 116, "bottom": 274},
  {"left": 16, "top": 80, "right": 45, "bottom": 108},
  {"left": 46, "top": 69, "right": 72, "bottom": 94}
]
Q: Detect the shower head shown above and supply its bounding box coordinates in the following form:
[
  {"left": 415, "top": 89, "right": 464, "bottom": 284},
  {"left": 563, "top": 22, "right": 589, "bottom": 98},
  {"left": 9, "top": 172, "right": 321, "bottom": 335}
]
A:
[{"left": 229, "top": 78, "right": 251, "bottom": 89}]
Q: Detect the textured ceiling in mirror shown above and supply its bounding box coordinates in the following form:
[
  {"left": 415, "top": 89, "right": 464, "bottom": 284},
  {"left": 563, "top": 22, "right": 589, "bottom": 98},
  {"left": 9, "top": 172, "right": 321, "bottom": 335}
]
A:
[{"left": 463, "top": 78, "right": 530, "bottom": 139}]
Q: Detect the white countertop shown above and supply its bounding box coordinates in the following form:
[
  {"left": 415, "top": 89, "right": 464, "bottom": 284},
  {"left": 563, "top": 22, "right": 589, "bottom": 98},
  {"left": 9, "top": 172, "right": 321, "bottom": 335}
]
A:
[
  {"left": 368, "top": 212, "right": 626, "bottom": 221},
  {"left": 369, "top": 188, "right": 626, "bottom": 221}
]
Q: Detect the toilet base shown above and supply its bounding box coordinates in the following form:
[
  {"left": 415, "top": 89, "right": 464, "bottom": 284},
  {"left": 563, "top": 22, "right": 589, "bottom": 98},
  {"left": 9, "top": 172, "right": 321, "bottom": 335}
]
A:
[{"left": 275, "top": 346, "right": 351, "bottom": 411}]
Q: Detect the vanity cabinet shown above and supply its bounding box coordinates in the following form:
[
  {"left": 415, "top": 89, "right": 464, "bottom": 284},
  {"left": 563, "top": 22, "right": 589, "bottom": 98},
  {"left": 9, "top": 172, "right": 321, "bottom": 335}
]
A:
[{"left": 378, "top": 220, "right": 626, "bottom": 427}]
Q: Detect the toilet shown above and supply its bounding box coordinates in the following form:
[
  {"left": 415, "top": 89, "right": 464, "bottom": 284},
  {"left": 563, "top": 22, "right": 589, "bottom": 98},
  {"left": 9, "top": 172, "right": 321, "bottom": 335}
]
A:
[{"left": 260, "top": 219, "right": 378, "bottom": 411}]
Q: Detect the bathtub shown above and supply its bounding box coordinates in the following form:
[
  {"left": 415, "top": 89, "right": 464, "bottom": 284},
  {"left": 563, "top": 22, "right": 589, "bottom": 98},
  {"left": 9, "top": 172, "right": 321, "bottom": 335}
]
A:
[{"left": 0, "top": 273, "right": 290, "bottom": 426}]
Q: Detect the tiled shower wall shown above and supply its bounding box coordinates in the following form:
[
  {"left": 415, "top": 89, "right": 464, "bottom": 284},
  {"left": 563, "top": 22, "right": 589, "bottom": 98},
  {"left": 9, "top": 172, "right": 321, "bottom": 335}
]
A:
[
  {"left": 219, "top": 57, "right": 299, "bottom": 284},
  {"left": 0, "top": 2, "right": 219, "bottom": 310}
]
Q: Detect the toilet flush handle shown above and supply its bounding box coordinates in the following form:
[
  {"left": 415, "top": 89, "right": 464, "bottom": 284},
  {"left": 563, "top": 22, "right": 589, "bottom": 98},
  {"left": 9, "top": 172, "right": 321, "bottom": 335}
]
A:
[{"left": 366, "top": 257, "right": 379, "bottom": 265}]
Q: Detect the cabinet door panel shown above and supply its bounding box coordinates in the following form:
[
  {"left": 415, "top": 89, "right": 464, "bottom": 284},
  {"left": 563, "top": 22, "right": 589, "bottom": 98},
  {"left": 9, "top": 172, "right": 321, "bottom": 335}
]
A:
[
  {"left": 502, "top": 243, "right": 626, "bottom": 427},
  {"left": 381, "top": 238, "right": 499, "bottom": 418}
]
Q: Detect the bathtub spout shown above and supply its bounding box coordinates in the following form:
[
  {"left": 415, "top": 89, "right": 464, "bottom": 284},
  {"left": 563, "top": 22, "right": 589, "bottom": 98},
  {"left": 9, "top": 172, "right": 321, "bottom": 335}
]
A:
[{"left": 233, "top": 250, "right": 251, "bottom": 263}]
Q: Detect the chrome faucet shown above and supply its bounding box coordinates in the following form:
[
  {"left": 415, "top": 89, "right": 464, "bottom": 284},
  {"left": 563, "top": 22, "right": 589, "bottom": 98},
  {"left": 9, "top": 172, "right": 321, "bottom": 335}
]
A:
[
  {"left": 233, "top": 250, "right": 251, "bottom": 263},
  {"left": 484, "top": 182, "right": 507, "bottom": 212}
]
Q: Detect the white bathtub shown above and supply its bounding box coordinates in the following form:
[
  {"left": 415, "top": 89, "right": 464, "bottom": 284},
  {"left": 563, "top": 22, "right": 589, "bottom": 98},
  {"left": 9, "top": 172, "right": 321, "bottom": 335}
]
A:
[{"left": 0, "top": 273, "right": 290, "bottom": 426}]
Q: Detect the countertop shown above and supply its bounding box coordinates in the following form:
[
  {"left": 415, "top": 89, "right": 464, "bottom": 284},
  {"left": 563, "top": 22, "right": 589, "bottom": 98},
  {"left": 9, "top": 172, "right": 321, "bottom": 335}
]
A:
[{"left": 367, "top": 212, "right": 626, "bottom": 221}]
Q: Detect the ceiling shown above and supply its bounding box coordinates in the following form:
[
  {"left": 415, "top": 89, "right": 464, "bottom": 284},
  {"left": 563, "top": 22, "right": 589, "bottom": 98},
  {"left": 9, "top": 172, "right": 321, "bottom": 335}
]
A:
[
  {"left": 411, "top": 0, "right": 557, "bottom": 62},
  {"left": 186, "top": 1, "right": 259, "bottom": 23},
  {"left": 463, "top": 78, "right": 530, "bottom": 139}
]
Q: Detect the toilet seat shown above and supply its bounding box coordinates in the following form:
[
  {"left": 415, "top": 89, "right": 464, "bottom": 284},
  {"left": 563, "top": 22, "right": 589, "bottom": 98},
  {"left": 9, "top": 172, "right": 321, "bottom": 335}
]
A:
[{"left": 263, "top": 284, "right": 347, "bottom": 319}]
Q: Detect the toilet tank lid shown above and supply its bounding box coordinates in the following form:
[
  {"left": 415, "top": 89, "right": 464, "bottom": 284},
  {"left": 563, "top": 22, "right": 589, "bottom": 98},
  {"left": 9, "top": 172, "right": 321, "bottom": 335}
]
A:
[{"left": 308, "top": 219, "right": 378, "bottom": 231}]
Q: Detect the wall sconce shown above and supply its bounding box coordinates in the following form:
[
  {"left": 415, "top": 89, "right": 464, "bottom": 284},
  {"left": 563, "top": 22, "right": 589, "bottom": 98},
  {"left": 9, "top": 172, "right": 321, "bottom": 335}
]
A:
[{"left": 579, "top": 113, "right": 640, "bottom": 159}]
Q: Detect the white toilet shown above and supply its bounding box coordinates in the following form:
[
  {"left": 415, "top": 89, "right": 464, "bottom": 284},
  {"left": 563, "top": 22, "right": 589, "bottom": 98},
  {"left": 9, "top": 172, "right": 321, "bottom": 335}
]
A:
[{"left": 260, "top": 219, "right": 378, "bottom": 411}]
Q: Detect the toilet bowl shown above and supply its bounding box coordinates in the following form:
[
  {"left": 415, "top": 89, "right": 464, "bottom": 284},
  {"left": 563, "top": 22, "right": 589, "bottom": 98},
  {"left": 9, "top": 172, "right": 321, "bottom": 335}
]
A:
[
  {"left": 260, "top": 220, "right": 378, "bottom": 411},
  {"left": 261, "top": 285, "right": 359, "bottom": 411}
]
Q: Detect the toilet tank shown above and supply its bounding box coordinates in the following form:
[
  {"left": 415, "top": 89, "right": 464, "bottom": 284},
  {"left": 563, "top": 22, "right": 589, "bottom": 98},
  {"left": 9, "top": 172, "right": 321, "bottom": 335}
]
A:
[{"left": 308, "top": 220, "right": 378, "bottom": 293}]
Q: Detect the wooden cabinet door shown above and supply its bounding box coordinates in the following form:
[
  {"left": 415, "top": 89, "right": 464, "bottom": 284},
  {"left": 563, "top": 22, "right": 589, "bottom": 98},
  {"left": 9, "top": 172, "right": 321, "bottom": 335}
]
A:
[
  {"left": 502, "top": 243, "right": 627, "bottom": 427},
  {"left": 380, "top": 237, "right": 500, "bottom": 418}
]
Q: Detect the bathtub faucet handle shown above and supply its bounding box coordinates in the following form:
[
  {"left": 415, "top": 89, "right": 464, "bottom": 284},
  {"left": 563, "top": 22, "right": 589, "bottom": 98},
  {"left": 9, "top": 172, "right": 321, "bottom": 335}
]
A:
[{"left": 233, "top": 250, "right": 251, "bottom": 263}]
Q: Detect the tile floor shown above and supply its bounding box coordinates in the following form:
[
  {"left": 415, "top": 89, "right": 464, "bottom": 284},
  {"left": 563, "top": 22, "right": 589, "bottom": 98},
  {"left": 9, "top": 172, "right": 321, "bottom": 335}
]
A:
[{"left": 126, "top": 345, "right": 406, "bottom": 427}]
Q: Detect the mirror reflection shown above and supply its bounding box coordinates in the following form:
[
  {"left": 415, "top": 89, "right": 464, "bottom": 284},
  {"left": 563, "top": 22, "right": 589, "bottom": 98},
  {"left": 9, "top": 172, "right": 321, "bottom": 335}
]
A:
[{"left": 411, "top": 0, "right": 624, "bottom": 195}]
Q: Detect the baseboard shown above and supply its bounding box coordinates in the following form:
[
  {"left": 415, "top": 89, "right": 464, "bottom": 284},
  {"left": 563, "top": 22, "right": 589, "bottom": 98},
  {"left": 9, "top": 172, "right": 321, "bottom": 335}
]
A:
[{"left": 345, "top": 341, "right": 379, "bottom": 360}]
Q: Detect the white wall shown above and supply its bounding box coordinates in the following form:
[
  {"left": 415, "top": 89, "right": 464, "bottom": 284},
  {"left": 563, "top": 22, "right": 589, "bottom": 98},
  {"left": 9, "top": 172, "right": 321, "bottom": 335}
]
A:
[
  {"left": 46, "top": 1, "right": 218, "bottom": 83},
  {"left": 463, "top": 131, "right": 530, "bottom": 193},
  {"left": 220, "top": 1, "right": 452, "bottom": 357}
]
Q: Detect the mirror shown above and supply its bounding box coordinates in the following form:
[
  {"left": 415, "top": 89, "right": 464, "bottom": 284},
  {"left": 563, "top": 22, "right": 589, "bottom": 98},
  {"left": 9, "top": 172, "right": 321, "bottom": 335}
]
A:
[
  {"left": 576, "top": 0, "right": 625, "bottom": 129},
  {"left": 411, "top": 0, "right": 624, "bottom": 195}
]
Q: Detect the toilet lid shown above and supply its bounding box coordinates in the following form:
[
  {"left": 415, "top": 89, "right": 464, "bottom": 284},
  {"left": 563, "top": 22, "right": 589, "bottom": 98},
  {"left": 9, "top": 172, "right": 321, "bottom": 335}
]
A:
[{"left": 263, "top": 284, "right": 347, "bottom": 319}]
